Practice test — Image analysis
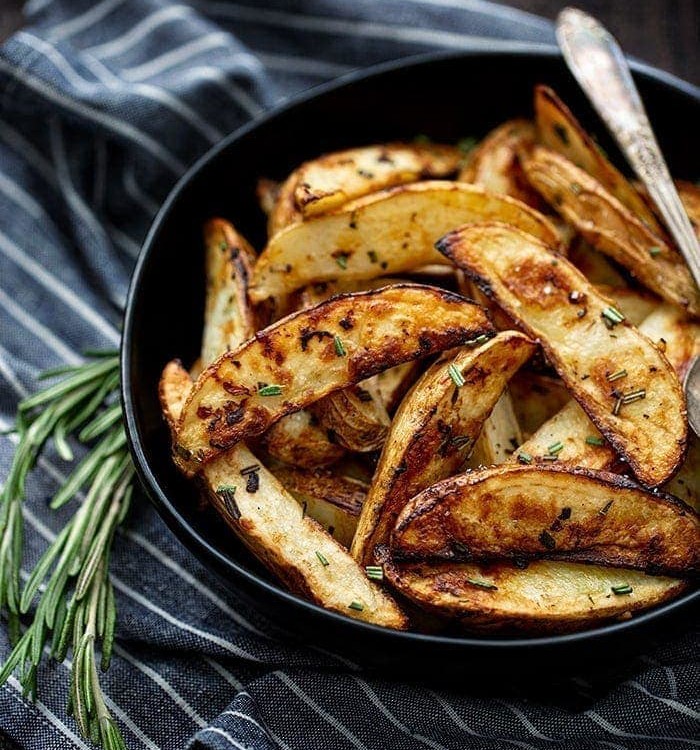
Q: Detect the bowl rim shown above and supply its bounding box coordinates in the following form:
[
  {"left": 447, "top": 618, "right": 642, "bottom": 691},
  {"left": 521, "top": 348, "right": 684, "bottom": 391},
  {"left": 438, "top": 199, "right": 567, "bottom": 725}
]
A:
[{"left": 121, "top": 44, "right": 700, "bottom": 651}]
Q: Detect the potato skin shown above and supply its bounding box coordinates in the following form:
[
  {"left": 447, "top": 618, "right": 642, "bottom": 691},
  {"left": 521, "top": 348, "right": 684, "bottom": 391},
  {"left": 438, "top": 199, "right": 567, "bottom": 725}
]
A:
[
  {"left": 174, "top": 284, "right": 493, "bottom": 474},
  {"left": 437, "top": 221, "right": 687, "bottom": 487},
  {"left": 392, "top": 465, "right": 700, "bottom": 578}
]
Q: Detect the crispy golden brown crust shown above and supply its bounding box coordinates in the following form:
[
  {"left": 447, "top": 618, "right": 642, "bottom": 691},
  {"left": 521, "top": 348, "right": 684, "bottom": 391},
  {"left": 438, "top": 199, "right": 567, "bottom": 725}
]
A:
[
  {"left": 174, "top": 284, "right": 493, "bottom": 474},
  {"left": 522, "top": 147, "right": 700, "bottom": 316},
  {"left": 392, "top": 465, "right": 699, "bottom": 577},
  {"left": 351, "top": 331, "right": 536, "bottom": 566},
  {"left": 261, "top": 411, "right": 346, "bottom": 469},
  {"left": 437, "top": 221, "right": 688, "bottom": 487}
]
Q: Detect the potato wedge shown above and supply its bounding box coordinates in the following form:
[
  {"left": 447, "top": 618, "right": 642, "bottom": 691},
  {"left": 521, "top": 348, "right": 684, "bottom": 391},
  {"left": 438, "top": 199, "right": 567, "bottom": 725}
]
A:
[
  {"left": 375, "top": 361, "right": 422, "bottom": 414},
  {"left": 516, "top": 303, "right": 699, "bottom": 471},
  {"left": 256, "top": 178, "right": 279, "bottom": 217},
  {"left": 509, "top": 373, "right": 571, "bottom": 439},
  {"left": 310, "top": 381, "right": 390, "bottom": 452},
  {"left": 272, "top": 464, "right": 366, "bottom": 548},
  {"left": 351, "top": 331, "right": 536, "bottom": 566},
  {"left": 160, "top": 361, "right": 406, "bottom": 628},
  {"left": 201, "top": 219, "right": 257, "bottom": 367},
  {"left": 174, "top": 284, "right": 493, "bottom": 474},
  {"left": 458, "top": 119, "right": 543, "bottom": 208},
  {"left": 467, "top": 390, "right": 523, "bottom": 468},
  {"left": 534, "top": 85, "right": 665, "bottom": 236},
  {"left": 249, "top": 181, "right": 562, "bottom": 307},
  {"left": 666, "top": 438, "right": 700, "bottom": 513},
  {"left": 437, "top": 222, "right": 687, "bottom": 487},
  {"left": 392, "top": 465, "right": 699, "bottom": 577},
  {"left": 380, "top": 553, "right": 685, "bottom": 633},
  {"left": 294, "top": 142, "right": 463, "bottom": 218},
  {"left": 568, "top": 237, "right": 628, "bottom": 287},
  {"left": 261, "top": 410, "right": 345, "bottom": 469},
  {"left": 522, "top": 147, "right": 700, "bottom": 315}
]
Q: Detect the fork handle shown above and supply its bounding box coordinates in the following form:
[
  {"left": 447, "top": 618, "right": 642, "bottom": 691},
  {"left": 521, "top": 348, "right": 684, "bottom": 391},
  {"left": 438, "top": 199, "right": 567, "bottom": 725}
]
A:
[{"left": 556, "top": 7, "right": 700, "bottom": 288}]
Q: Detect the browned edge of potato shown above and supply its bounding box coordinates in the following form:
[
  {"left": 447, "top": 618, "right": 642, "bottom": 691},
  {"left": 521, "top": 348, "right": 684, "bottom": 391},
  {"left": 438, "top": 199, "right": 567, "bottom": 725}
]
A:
[
  {"left": 436, "top": 221, "right": 688, "bottom": 487},
  {"left": 260, "top": 410, "right": 346, "bottom": 469},
  {"left": 522, "top": 146, "right": 700, "bottom": 316},
  {"left": 351, "top": 331, "right": 536, "bottom": 566},
  {"left": 392, "top": 465, "right": 700, "bottom": 577},
  {"left": 174, "top": 284, "right": 494, "bottom": 474}
]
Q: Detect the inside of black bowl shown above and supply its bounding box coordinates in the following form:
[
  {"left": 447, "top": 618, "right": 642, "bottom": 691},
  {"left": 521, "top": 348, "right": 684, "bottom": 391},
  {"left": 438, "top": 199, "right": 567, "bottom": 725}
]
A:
[{"left": 122, "top": 49, "right": 699, "bottom": 669}]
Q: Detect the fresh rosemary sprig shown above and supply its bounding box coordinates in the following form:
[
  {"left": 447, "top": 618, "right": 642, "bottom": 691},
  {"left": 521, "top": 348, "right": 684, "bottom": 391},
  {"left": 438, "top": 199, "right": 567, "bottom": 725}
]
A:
[{"left": 0, "top": 352, "right": 131, "bottom": 750}]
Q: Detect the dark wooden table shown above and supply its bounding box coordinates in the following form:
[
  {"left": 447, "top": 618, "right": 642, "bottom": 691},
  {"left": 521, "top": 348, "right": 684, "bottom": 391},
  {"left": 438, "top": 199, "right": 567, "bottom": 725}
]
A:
[{"left": 1, "top": 1, "right": 697, "bottom": 84}]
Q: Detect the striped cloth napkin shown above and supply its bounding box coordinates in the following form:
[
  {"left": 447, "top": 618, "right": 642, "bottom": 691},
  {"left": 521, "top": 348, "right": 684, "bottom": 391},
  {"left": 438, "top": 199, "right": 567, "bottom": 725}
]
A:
[{"left": 0, "top": 1, "right": 698, "bottom": 748}]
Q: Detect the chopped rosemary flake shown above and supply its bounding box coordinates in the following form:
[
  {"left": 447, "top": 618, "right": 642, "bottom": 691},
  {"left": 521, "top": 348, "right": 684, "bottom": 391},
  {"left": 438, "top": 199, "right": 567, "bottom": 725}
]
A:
[
  {"left": 586, "top": 436, "right": 605, "bottom": 446},
  {"left": 607, "top": 368, "right": 628, "bottom": 382},
  {"left": 448, "top": 363, "right": 465, "bottom": 387},
  {"left": 367, "top": 250, "right": 379, "bottom": 263},
  {"left": 472, "top": 334, "right": 491, "bottom": 345},
  {"left": 365, "top": 565, "right": 384, "bottom": 581},
  {"left": 217, "top": 485, "right": 237, "bottom": 501},
  {"left": 599, "top": 500, "right": 614, "bottom": 516},
  {"left": 611, "top": 584, "right": 633, "bottom": 595},
  {"left": 517, "top": 451, "right": 533, "bottom": 465},
  {"left": 621, "top": 389, "right": 646, "bottom": 404},
  {"left": 348, "top": 601, "right": 364, "bottom": 611},
  {"left": 612, "top": 397, "right": 623, "bottom": 416},
  {"left": 649, "top": 246, "right": 662, "bottom": 257},
  {"left": 258, "top": 384, "right": 283, "bottom": 397},
  {"left": 541, "top": 454, "right": 559, "bottom": 461},
  {"left": 570, "top": 182, "right": 582, "bottom": 195},
  {"left": 466, "top": 578, "right": 498, "bottom": 591},
  {"left": 219, "top": 240, "right": 228, "bottom": 251},
  {"left": 333, "top": 335, "right": 346, "bottom": 357},
  {"left": 335, "top": 254, "right": 348, "bottom": 269},
  {"left": 601, "top": 306, "right": 625, "bottom": 328},
  {"left": 316, "top": 551, "right": 330, "bottom": 567},
  {"left": 547, "top": 441, "right": 564, "bottom": 455},
  {"left": 239, "top": 464, "right": 260, "bottom": 475}
]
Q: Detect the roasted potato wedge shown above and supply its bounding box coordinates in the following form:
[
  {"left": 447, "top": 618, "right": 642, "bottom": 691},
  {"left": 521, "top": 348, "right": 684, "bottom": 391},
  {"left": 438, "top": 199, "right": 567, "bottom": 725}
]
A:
[
  {"left": 522, "top": 146, "right": 700, "bottom": 315},
  {"left": 261, "top": 410, "right": 345, "bottom": 469},
  {"left": 249, "top": 181, "right": 562, "bottom": 307},
  {"left": 375, "top": 361, "right": 422, "bottom": 415},
  {"left": 174, "top": 284, "right": 493, "bottom": 474},
  {"left": 458, "top": 119, "right": 543, "bottom": 208},
  {"left": 272, "top": 464, "right": 366, "bottom": 548},
  {"left": 534, "top": 85, "right": 665, "bottom": 236},
  {"left": 352, "top": 331, "right": 536, "bottom": 566},
  {"left": 392, "top": 465, "right": 699, "bottom": 577},
  {"left": 517, "top": 303, "right": 699, "bottom": 471},
  {"left": 310, "top": 381, "right": 390, "bottom": 453},
  {"left": 381, "top": 554, "right": 685, "bottom": 633},
  {"left": 256, "top": 178, "right": 279, "bottom": 217},
  {"left": 160, "top": 361, "right": 406, "bottom": 629},
  {"left": 201, "top": 219, "right": 257, "bottom": 367},
  {"left": 509, "top": 373, "right": 571, "bottom": 439},
  {"left": 568, "top": 237, "right": 628, "bottom": 287},
  {"left": 293, "top": 142, "right": 463, "bottom": 218},
  {"left": 437, "top": 222, "right": 687, "bottom": 487}
]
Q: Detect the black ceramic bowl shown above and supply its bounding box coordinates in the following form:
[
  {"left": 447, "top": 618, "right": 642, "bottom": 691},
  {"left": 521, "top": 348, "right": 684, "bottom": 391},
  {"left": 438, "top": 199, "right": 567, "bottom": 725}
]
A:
[{"left": 122, "top": 48, "right": 699, "bottom": 676}]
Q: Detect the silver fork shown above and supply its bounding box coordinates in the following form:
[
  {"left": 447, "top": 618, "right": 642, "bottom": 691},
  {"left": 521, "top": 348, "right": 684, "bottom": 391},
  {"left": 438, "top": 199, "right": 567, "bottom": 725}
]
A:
[{"left": 556, "top": 6, "right": 700, "bottom": 436}]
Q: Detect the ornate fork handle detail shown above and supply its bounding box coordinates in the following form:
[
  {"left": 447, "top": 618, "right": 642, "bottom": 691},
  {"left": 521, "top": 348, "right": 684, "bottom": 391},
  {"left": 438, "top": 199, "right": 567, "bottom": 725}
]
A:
[{"left": 556, "top": 7, "right": 700, "bottom": 288}]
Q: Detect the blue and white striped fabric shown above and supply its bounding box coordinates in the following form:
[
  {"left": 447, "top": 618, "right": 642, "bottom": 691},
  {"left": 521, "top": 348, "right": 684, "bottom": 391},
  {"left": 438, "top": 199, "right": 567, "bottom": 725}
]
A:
[{"left": 0, "top": 1, "right": 698, "bottom": 748}]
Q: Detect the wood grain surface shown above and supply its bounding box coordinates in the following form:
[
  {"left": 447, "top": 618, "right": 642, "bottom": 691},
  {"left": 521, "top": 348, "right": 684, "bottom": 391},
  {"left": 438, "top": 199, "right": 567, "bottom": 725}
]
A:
[{"left": 0, "top": 2, "right": 697, "bottom": 84}]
